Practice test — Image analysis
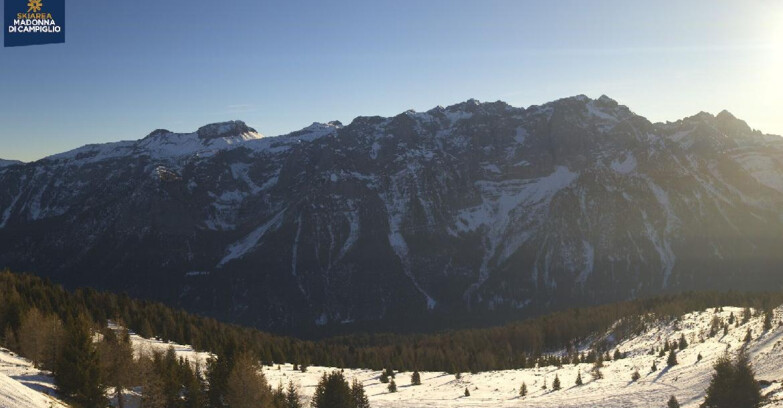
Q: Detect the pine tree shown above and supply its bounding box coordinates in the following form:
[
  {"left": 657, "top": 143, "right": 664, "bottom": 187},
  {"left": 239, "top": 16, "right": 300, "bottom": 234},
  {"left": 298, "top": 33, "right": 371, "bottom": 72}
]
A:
[
  {"left": 744, "top": 328, "right": 752, "bottom": 342},
  {"left": 182, "top": 361, "right": 205, "bottom": 408},
  {"left": 98, "top": 327, "right": 135, "bottom": 408},
  {"left": 702, "top": 351, "right": 761, "bottom": 408},
  {"left": 55, "top": 315, "right": 106, "bottom": 407},
  {"left": 311, "top": 371, "right": 353, "bottom": 408},
  {"left": 225, "top": 352, "right": 272, "bottom": 408},
  {"left": 464, "top": 387, "right": 470, "bottom": 397},
  {"left": 351, "top": 378, "right": 370, "bottom": 408},
  {"left": 379, "top": 370, "right": 389, "bottom": 383},
  {"left": 763, "top": 310, "right": 773, "bottom": 332},
  {"left": 552, "top": 374, "right": 561, "bottom": 390},
  {"left": 667, "top": 395, "right": 680, "bottom": 408},
  {"left": 697, "top": 353, "right": 703, "bottom": 362},
  {"left": 411, "top": 370, "right": 421, "bottom": 385},
  {"left": 678, "top": 334, "right": 688, "bottom": 350},
  {"left": 742, "top": 307, "right": 752, "bottom": 324},
  {"left": 592, "top": 357, "right": 603, "bottom": 380},
  {"left": 272, "top": 382, "right": 286, "bottom": 408},
  {"left": 388, "top": 378, "right": 397, "bottom": 393},
  {"left": 613, "top": 349, "right": 623, "bottom": 360},
  {"left": 575, "top": 371, "right": 583, "bottom": 385},
  {"left": 631, "top": 370, "right": 640, "bottom": 381},
  {"left": 667, "top": 349, "right": 678, "bottom": 367},
  {"left": 286, "top": 380, "right": 303, "bottom": 408},
  {"left": 651, "top": 361, "right": 657, "bottom": 372},
  {"left": 519, "top": 381, "right": 527, "bottom": 396}
]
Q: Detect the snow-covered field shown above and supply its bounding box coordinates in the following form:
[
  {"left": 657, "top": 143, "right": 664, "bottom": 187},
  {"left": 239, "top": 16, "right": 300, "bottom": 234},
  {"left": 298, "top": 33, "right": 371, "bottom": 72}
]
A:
[
  {"left": 0, "top": 347, "right": 67, "bottom": 408},
  {"left": 259, "top": 306, "right": 783, "bottom": 408},
  {"left": 1, "top": 305, "right": 782, "bottom": 407}
]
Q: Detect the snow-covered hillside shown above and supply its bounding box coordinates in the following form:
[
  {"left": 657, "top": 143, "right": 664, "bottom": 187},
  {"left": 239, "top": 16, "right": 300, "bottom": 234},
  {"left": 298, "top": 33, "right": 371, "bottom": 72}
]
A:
[
  {"left": 0, "top": 347, "right": 67, "bottom": 408},
  {"left": 255, "top": 305, "right": 783, "bottom": 408},
  {"left": 2, "top": 304, "right": 782, "bottom": 407}
]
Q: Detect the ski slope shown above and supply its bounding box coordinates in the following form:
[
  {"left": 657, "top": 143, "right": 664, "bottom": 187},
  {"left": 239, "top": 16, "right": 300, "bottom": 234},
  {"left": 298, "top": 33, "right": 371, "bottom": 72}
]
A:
[
  {"left": 1, "top": 304, "right": 782, "bottom": 407},
  {"left": 0, "top": 347, "right": 68, "bottom": 408},
  {"left": 258, "top": 306, "right": 783, "bottom": 408}
]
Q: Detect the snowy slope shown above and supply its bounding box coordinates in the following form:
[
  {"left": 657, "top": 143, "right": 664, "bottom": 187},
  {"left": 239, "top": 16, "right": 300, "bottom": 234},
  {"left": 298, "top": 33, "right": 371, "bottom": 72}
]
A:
[
  {"left": 255, "top": 305, "right": 783, "bottom": 408},
  {"left": 13, "top": 304, "right": 776, "bottom": 408},
  {"left": 0, "top": 347, "right": 69, "bottom": 408}
]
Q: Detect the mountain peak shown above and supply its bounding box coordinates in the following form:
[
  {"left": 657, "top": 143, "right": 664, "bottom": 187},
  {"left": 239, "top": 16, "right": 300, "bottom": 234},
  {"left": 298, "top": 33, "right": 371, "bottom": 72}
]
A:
[
  {"left": 196, "top": 120, "right": 258, "bottom": 140},
  {"left": 715, "top": 109, "right": 752, "bottom": 136},
  {"left": 0, "top": 159, "right": 23, "bottom": 168},
  {"left": 144, "top": 129, "right": 173, "bottom": 139},
  {"left": 716, "top": 109, "right": 736, "bottom": 121}
]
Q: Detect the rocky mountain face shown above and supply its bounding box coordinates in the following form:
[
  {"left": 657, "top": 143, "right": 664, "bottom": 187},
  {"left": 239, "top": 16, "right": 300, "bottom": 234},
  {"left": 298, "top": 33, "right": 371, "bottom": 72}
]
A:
[
  {"left": 0, "top": 159, "right": 22, "bottom": 168},
  {"left": 2, "top": 95, "right": 783, "bottom": 333}
]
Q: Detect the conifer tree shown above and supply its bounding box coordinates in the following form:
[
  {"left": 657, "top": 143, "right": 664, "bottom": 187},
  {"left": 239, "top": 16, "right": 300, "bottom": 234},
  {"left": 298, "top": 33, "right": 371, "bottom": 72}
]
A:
[
  {"left": 379, "top": 370, "right": 389, "bottom": 383},
  {"left": 552, "top": 374, "right": 561, "bottom": 390},
  {"left": 311, "top": 371, "right": 353, "bottom": 408},
  {"left": 631, "top": 370, "right": 640, "bottom": 381},
  {"left": 519, "top": 381, "right": 527, "bottom": 396},
  {"left": 702, "top": 351, "right": 761, "bottom": 408},
  {"left": 763, "top": 310, "right": 773, "bottom": 332},
  {"left": 286, "top": 380, "right": 304, "bottom": 408},
  {"left": 592, "top": 357, "right": 604, "bottom": 380},
  {"left": 272, "top": 382, "right": 287, "bottom": 408},
  {"left": 667, "top": 395, "right": 680, "bottom": 408},
  {"left": 411, "top": 370, "right": 421, "bottom": 385},
  {"left": 464, "top": 387, "right": 470, "bottom": 397},
  {"left": 651, "top": 361, "right": 657, "bottom": 372},
  {"left": 388, "top": 378, "right": 397, "bottom": 393},
  {"left": 744, "top": 328, "right": 752, "bottom": 342},
  {"left": 678, "top": 334, "right": 688, "bottom": 350},
  {"left": 55, "top": 315, "right": 106, "bottom": 407},
  {"left": 98, "top": 327, "right": 135, "bottom": 408},
  {"left": 182, "top": 361, "right": 205, "bottom": 408},
  {"left": 742, "top": 307, "right": 752, "bottom": 324},
  {"left": 667, "top": 349, "right": 678, "bottom": 367},
  {"left": 226, "top": 352, "right": 272, "bottom": 408},
  {"left": 575, "top": 371, "right": 583, "bottom": 385},
  {"left": 351, "top": 378, "right": 370, "bottom": 408}
]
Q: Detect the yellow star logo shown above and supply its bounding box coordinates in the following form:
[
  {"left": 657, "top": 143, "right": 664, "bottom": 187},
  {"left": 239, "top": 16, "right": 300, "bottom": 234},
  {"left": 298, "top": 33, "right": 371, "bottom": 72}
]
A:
[{"left": 27, "top": 0, "right": 42, "bottom": 12}]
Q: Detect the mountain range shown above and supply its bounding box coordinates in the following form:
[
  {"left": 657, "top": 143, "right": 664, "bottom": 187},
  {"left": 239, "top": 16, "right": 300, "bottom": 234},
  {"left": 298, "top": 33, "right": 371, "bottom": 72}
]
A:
[{"left": 1, "top": 95, "right": 783, "bottom": 334}]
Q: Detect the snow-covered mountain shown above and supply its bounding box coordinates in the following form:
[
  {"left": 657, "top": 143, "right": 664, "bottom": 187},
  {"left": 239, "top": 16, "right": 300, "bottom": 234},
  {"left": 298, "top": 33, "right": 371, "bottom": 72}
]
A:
[
  {"left": 0, "top": 159, "right": 22, "bottom": 168},
  {"left": 1, "top": 96, "right": 783, "bottom": 332}
]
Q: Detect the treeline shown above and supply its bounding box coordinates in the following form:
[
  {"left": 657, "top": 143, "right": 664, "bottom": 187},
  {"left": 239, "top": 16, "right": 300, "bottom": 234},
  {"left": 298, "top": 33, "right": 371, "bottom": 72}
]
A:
[{"left": 2, "top": 269, "right": 783, "bottom": 377}]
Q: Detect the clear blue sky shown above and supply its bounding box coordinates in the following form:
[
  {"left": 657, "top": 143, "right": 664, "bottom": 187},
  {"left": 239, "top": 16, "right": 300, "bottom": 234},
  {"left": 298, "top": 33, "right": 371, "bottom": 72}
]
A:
[{"left": 1, "top": 0, "right": 781, "bottom": 162}]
